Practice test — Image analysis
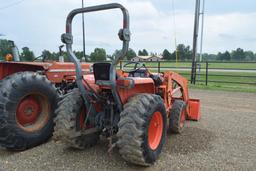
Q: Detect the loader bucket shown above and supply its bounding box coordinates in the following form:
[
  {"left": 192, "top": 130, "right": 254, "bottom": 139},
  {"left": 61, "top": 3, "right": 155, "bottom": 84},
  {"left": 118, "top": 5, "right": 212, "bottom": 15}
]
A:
[{"left": 187, "top": 99, "right": 201, "bottom": 121}]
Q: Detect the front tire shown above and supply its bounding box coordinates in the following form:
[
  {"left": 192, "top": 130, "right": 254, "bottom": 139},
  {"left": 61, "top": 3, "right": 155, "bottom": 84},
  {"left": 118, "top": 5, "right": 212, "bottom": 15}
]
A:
[
  {"left": 0, "top": 72, "right": 58, "bottom": 150},
  {"left": 54, "top": 89, "right": 100, "bottom": 149},
  {"left": 117, "top": 94, "right": 167, "bottom": 166},
  {"left": 169, "top": 100, "right": 186, "bottom": 134}
]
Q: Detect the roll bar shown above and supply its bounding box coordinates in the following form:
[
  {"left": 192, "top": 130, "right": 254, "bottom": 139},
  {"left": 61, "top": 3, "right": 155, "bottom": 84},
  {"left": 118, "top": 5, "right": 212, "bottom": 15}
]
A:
[{"left": 61, "top": 3, "right": 130, "bottom": 112}]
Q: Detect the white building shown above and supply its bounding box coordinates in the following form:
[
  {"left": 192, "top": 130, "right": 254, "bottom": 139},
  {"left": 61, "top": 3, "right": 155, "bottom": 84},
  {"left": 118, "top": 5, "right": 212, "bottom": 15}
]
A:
[{"left": 131, "top": 55, "right": 163, "bottom": 62}]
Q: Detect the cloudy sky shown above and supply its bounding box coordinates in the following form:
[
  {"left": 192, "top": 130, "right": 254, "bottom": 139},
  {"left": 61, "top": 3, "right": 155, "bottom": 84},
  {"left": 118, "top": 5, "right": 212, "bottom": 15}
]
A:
[{"left": 0, "top": 0, "right": 255, "bottom": 56}]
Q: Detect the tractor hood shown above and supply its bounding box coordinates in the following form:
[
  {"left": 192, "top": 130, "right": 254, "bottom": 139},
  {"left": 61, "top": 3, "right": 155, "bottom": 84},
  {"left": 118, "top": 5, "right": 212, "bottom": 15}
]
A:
[{"left": 0, "top": 61, "right": 91, "bottom": 81}]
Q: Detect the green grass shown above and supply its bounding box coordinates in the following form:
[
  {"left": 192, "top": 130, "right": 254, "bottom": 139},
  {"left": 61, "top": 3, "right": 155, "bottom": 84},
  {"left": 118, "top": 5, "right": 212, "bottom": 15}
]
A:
[
  {"left": 206, "top": 63, "right": 256, "bottom": 69},
  {"left": 178, "top": 71, "right": 256, "bottom": 93},
  {"left": 189, "top": 83, "right": 256, "bottom": 93},
  {"left": 127, "top": 61, "right": 256, "bottom": 69},
  {"left": 119, "top": 61, "right": 256, "bottom": 92},
  {"left": 120, "top": 61, "right": 256, "bottom": 92}
]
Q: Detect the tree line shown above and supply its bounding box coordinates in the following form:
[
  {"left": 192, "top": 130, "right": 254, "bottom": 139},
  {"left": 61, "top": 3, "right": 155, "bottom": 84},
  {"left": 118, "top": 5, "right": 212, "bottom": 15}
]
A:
[{"left": 1, "top": 39, "right": 256, "bottom": 62}]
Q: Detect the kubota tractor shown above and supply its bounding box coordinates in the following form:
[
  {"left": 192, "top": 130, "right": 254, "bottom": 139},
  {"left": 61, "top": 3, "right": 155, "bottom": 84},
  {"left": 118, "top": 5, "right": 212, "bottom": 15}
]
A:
[
  {"left": 0, "top": 41, "right": 91, "bottom": 150},
  {"left": 54, "top": 3, "right": 200, "bottom": 166}
]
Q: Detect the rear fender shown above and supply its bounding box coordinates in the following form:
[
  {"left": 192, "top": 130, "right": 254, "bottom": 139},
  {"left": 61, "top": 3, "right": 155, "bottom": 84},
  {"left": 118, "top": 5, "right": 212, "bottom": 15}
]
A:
[{"left": 0, "top": 62, "right": 45, "bottom": 80}]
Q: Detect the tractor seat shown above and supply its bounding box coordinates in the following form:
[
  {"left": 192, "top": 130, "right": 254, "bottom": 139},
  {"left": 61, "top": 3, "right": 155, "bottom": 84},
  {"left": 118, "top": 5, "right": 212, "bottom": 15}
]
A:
[
  {"left": 93, "top": 62, "right": 111, "bottom": 86},
  {"left": 93, "top": 63, "right": 111, "bottom": 81},
  {"left": 93, "top": 63, "right": 116, "bottom": 87},
  {"left": 149, "top": 74, "right": 163, "bottom": 87}
]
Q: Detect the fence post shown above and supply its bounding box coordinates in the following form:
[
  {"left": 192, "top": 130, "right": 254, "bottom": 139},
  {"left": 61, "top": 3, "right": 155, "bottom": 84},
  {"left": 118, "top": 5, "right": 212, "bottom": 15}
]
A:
[
  {"left": 197, "top": 63, "right": 201, "bottom": 81},
  {"left": 158, "top": 61, "right": 161, "bottom": 73},
  {"left": 193, "top": 61, "right": 197, "bottom": 84},
  {"left": 206, "top": 61, "right": 209, "bottom": 86}
]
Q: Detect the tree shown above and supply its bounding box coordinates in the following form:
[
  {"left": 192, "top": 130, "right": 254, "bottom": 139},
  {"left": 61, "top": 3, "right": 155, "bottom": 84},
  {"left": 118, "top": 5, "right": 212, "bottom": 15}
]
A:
[
  {"left": 112, "top": 48, "right": 136, "bottom": 60},
  {"left": 150, "top": 52, "right": 157, "bottom": 56},
  {"left": 202, "top": 53, "right": 217, "bottom": 61},
  {"left": 244, "top": 51, "right": 254, "bottom": 61},
  {"left": 41, "top": 50, "right": 55, "bottom": 61},
  {"left": 0, "top": 39, "right": 12, "bottom": 59},
  {"left": 175, "top": 44, "right": 192, "bottom": 61},
  {"left": 162, "top": 49, "right": 172, "bottom": 60},
  {"left": 217, "top": 51, "right": 231, "bottom": 61},
  {"left": 112, "top": 49, "right": 121, "bottom": 60},
  {"left": 231, "top": 48, "right": 245, "bottom": 61},
  {"left": 138, "top": 50, "right": 143, "bottom": 56},
  {"left": 223, "top": 51, "right": 231, "bottom": 61},
  {"left": 126, "top": 48, "right": 137, "bottom": 60},
  {"left": 90, "top": 48, "right": 106, "bottom": 61},
  {"left": 59, "top": 51, "right": 72, "bottom": 62},
  {"left": 106, "top": 54, "right": 113, "bottom": 61},
  {"left": 74, "top": 51, "right": 83, "bottom": 60},
  {"left": 20, "top": 47, "right": 35, "bottom": 61},
  {"left": 142, "top": 49, "right": 149, "bottom": 56},
  {"left": 138, "top": 49, "right": 149, "bottom": 56}
]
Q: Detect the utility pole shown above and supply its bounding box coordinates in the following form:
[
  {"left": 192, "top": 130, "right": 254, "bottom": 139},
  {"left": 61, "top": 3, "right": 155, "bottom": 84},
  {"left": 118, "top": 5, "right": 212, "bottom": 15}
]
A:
[
  {"left": 199, "top": 0, "right": 205, "bottom": 62},
  {"left": 82, "top": 0, "right": 86, "bottom": 60},
  {"left": 191, "top": 0, "right": 201, "bottom": 84}
]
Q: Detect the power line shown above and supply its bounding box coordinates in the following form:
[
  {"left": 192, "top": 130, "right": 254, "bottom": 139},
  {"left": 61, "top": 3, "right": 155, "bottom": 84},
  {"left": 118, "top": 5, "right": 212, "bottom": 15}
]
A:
[{"left": 0, "top": 0, "right": 26, "bottom": 10}]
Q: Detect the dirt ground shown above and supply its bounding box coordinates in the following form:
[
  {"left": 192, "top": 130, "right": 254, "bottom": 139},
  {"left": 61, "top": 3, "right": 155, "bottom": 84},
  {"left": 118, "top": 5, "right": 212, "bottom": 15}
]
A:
[{"left": 0, "top": 89, "right": 256, "bottom": 171}]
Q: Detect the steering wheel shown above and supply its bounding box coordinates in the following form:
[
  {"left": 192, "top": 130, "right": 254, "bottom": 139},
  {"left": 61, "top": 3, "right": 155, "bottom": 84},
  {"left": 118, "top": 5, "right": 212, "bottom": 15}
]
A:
[{"left": 123, "top": 61, "right": 144, "bottom": 73}]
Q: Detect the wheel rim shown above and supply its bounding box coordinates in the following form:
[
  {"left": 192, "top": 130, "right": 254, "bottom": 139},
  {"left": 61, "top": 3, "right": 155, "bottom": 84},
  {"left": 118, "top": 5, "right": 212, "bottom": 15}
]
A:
[
  {"left": 180, "top": 110, "right": 186, "bottom": 127},
  {"left": 16, "top": 93, "right": 50, "bottom": 132},
  {"left": 148, "top": 111, "right": 163, "bottom": 150}
]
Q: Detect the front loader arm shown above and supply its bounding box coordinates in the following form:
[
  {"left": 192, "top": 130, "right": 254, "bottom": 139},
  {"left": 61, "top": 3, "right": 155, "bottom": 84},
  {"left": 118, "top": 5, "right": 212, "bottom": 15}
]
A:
[
  {"left": 164, "top": 71, "right": 189, "bottom": 103},
  {"left": 163, "top": 71, "right": 200, "bottom": 121}
]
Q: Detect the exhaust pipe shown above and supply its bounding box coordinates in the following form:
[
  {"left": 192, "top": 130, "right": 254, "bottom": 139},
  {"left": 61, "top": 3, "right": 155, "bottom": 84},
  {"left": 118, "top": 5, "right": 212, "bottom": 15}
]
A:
[{"left": 8, "top": 41, "right": 20, "bottom": 61}]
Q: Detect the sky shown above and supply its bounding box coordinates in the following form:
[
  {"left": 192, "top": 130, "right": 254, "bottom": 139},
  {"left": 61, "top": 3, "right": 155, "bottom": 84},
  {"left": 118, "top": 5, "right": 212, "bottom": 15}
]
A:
[{"left": 0, "top": 0, "right": 255, "bottom": 56}]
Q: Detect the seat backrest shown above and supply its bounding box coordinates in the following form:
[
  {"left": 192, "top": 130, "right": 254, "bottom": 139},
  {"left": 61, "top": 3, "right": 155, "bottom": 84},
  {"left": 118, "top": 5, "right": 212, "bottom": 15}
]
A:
[{"left": 93, "top": 63, "right": 111, "bottom": 81}]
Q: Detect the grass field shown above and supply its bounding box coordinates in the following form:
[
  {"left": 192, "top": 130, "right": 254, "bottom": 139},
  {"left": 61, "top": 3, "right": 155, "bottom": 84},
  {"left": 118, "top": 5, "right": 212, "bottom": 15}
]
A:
[
  {"left": 172, "top": 71, "right": 256, "bottom": 93},
  {"left": 128, "top": 61, "right": 256, "bottom": 69},
  {"left": 120, "top": 61, "right": 256, "bottom": 92}
]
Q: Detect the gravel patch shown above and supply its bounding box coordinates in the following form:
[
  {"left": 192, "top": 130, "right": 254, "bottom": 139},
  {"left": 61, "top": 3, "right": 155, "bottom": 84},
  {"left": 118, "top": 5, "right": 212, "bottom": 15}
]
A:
[{"left": 0, "top": 89, "right": 256, "bottom": 171}]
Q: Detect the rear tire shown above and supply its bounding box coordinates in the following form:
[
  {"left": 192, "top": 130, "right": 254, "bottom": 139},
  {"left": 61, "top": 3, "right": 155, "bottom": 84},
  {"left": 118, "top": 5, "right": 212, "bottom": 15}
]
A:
[
  {"left": 117, "top": 94, "right": 167, "bottom": 166},
  {"left": 0, "top": 72, "right": 58, "bottom": 150},
  {"left": 169, "top": 100, "right": 186, "bottom": 134},
  {"left": 54, "top": 89, "right": 100, "bottom": 149}
]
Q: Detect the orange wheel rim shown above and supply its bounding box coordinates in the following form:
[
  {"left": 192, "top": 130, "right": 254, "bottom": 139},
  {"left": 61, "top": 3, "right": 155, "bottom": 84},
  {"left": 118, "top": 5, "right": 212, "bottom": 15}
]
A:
[{"left": 148, "top": 111, "right": 163, "bottom": 150}]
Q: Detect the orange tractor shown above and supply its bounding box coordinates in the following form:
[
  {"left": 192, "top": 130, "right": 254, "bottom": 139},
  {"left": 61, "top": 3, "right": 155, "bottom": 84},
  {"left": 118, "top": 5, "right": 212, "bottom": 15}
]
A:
[
  {"left": 54, "top": 3, "right": 200, "bottom": 166},
  {"left": 0, "top": 41, "right": 91, "bottom": 150}
]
